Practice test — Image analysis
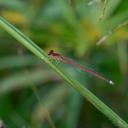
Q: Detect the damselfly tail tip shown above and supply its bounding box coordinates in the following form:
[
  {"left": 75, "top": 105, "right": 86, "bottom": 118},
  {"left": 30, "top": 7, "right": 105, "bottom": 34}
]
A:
[{"left": 109, "top": 80, "right": 114, "bottom": 85}]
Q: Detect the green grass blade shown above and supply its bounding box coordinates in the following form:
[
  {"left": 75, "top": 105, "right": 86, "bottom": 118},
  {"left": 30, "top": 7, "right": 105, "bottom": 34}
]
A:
[
  {"left": 0, "top": 69, "right": 56, "bottom": 95},
  {"left": 0, "top": 16, "right": 128, "bottom": 128}
]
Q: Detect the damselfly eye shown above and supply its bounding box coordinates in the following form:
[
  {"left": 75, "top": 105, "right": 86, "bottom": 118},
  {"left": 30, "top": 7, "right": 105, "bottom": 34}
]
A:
[{"left": 48, "top": 50, "right": 54, "bottom": 56}]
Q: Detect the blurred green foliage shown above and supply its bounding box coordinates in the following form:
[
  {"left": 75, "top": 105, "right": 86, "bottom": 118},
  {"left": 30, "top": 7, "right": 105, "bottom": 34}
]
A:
[{"left": 0, "top": 0, "right": 128, "bottom": 128}]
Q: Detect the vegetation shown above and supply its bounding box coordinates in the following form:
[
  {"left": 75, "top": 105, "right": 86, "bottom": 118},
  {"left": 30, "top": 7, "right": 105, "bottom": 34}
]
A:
[{"left": 0, "top": 0, "right": 128, "bottom": 128}]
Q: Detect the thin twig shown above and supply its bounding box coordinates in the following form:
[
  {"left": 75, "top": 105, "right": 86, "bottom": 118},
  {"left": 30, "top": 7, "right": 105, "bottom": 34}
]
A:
[
  {"left": 18, "top": 49, "right": 56, "bottom": 128},
  {"left": 96, "top": 20, "right": 128, "bottom": 45},
  {"left": 25, "top": 70, "right": 56, "bottom": 128},
  {"left": 99, "top": 0, "right": 108, "bottom": 20}
]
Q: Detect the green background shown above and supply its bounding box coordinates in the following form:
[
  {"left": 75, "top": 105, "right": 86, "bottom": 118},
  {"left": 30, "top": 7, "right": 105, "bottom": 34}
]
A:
[{"left": 0, "top": 0, "right": 128, "bottom": 127}]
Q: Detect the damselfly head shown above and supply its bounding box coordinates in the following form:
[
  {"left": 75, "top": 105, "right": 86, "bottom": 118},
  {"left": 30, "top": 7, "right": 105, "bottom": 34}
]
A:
[{"left": 48, "top": 50, "right": 54, "bottom": 56}]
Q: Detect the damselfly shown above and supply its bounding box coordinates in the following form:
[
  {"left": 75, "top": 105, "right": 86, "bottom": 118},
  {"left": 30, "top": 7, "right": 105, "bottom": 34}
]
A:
[{"left": 48, "top": 50, "right": 114, "bottom": 85}]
